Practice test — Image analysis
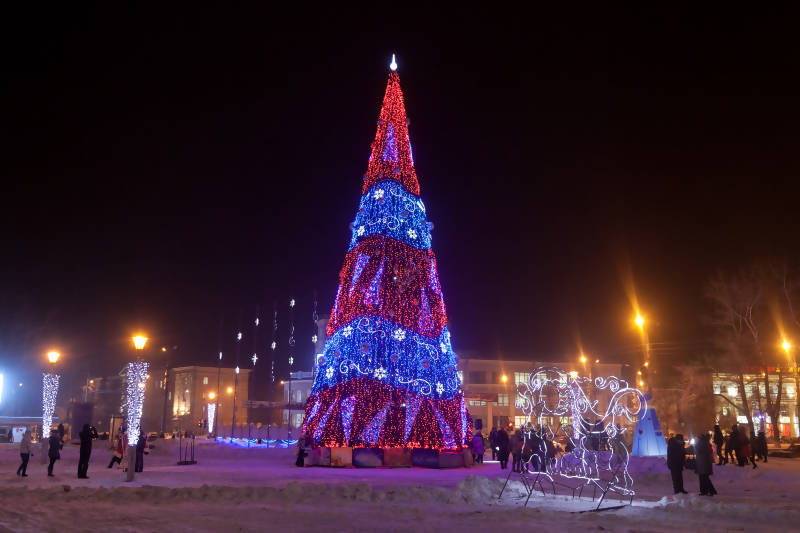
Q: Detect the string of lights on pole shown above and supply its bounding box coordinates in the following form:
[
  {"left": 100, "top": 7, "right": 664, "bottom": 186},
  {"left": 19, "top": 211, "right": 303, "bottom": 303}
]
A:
[{"left": 125, "top": 360, "right": 149, "bottom": 444}]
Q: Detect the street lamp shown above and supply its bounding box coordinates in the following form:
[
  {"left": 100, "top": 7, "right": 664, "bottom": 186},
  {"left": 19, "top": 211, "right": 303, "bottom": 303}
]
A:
[
  {"left": 501, "top": 374, "right": 508, "bottom": 383},
  {"left": 132, "top": 336, "right": 148, "bottom": 350}
]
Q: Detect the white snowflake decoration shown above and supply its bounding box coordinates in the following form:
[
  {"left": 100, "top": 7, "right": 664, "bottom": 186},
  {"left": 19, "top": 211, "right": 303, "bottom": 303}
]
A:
[
  {"left": 393, "top": 328, "right": 406, "bottom": 341},
  {"left": 325, "top": 366, "right": 335, "bottom": 379},
  {"left": 436, "top": 381, "right": 444, "bottom": 394},
  {"left": 311, "top": 334, "right": 318, "bottom": 343},
  {"left": 251, "top": 354, "right": 258, "bottom": 365},
  {"left": 342, "top": 325, "right": 353, "bottom": 338},
  {"left": 374, "top": 367, "right": 387, "bottom": 380},
  {"left": 373, "top": 188, "right": 385, "bottom": 200},
  {"left": 288, "top": 356, "right": 294, "bottom": 366},
  {"left": 357, "top": 225, "right": 365, "bottom": 236},
  {"left": 407, "top": 228, "right": 417, "bottom": 240},
  {"left": 440, "top": 342, "right": 448, "bottom": 354},
  {"left": 270, "top": 341, "right": 276, "bottom": 350}
]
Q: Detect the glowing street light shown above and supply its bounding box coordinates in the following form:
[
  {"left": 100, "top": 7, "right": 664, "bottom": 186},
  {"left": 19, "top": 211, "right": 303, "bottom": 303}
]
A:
[
  {"left": 227, "top": 386, "right": 233, "bottom": 394},
  {"left": 782, "top": 339, "right": 792, "bottom": 353},
  {"left": 208, "top": 392, "right": 216, "bottom": 400},
  {"left": 579, "top": 355, "right": 587, "bottom": 364},
  {"left": 132, "top": 336, "right": 148, "bottom": 350},
  {"left": 634, "top": 314, "right": 645, "bottom": 330},
  {"left": 47, "top": 351, "right": 60, "bottom": 364},
  {"left": 501, "top": 374, "right": 508, "bottom": 383}
]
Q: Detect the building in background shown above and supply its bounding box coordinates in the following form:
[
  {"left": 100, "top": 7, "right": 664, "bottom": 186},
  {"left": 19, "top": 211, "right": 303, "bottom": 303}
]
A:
[
  {"left": 282, "top": 371, "right": 313, "bottom": 431},
  {"left": 169, "top": 366, "right": 251, "bottom": 434},
  {"left": 712, "top": 371, "right": 798, "bottom": 438}
]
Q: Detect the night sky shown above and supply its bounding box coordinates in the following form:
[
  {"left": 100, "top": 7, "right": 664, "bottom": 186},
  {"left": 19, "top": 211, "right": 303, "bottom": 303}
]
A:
[{"left": 3, "top": 6, "right": 800, "bottom": 391}]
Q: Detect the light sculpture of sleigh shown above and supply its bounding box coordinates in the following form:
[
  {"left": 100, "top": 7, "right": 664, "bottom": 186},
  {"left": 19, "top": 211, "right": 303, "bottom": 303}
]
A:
[{"left": 498, "top": 366, "right": 646, "bottom": 511}]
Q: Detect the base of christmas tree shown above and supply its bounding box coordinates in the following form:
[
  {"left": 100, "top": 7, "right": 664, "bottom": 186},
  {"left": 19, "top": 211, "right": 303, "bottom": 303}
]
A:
[{"left": 303, "top": 446, "right": 472, "bottom": 468}]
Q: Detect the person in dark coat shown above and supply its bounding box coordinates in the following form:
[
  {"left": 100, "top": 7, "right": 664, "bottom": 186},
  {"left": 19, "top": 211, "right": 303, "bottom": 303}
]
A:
[
  {"left": 729, "top": 425, "right": 740, "bottom": 465},
  {"left": 737, "top": 426, "right": 756, "bottom": 469},
  {"left": 489, "top": 428, "right": 498, "bottom": 461},
  {"left": 756, "top": 431, "right": 768, "bottom": 462},
  {"left": 510, "top": 429, "right": 524, "bottom": 473},
  {"left": 666, "top": 433, "right": 687, "bottom": 494},
  {"left": 57, "top": 423, "right": 65, "bottom": 443},
  {"left": 78, "top": 424, "right": 98, "bottom": 478},
  {"left": 135, "top": 429, "right": 146, "bottom": 472},
  {"left": 496, "top": 428, "right": 510, "bottom": 469},
  {"left": 712, "top": 425, "right": 724, "bottom": 465},
  {"left": 47, "top": 430, "right": 62, "bottom": 477},
  {"left": 694, "top": 433, "right": 717, "bottom": 496}
]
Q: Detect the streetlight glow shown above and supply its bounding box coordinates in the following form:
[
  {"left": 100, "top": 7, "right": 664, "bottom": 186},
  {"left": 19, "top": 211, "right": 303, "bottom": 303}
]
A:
[
  {"left": 208, "top": 392, "right": 215, "bottom": 400},
  {"left": 47, "top": 351, "right": 60, "bottom": 364},
  {"left": 132, "top": 336, "right": 148, "bottom": 350},
  {"left": 634, "top": 314, "right": 645, "bottom": 329},
  {"left": 782, "top": 339, "right": 791, "bottom": 353},
  {"left": 579, "top": 355, "right": 587, "bottom": 364},
  {"left": 227, "top": 386, "right": 233, "bottom": 394},
  {"left": 501, "top": 374, "right": 508, "bottom": 383}
]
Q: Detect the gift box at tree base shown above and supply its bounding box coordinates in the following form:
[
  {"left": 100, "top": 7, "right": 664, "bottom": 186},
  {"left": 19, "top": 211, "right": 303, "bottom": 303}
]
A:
[{"left": 301, "top": 57, "right": 471, "bottom": 467}]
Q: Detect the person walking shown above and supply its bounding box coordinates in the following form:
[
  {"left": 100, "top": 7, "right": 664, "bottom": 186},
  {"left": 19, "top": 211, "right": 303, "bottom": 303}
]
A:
[
  {"left": 666, "top": 433, "right": 687, "bottom": 494},
  {"left": 78, "top": 424, "right": 98, "bottom": 478},
  {"left": 17, "top": 429, "right": 32, "bottom": 477},
  {"left": 737, "top": 426, "right": 756, "bottom": 469},
  {"left": 471, "top": 430, "right": 485, "bottom": 464},
  {"left": 729, "top": 425, "right": 740, "bottom": 465},
  {"left": 108, "top": 429, "right": 124, "bottom": 468},
  {"left": 496, "top": 427, "right": 510, "bottom": 470},
  {"left": 712, "top": 425, "right": 724, "bottom": 465},
  {"left": 694, "top": 433, "right": 717, "bottom": 496},
  {"left": 510, "top": 429, "right": 523, "bottom": 473},
  {"left": 47, "top": 429, "right": 62, "bottom": 477},
  {"left": 135, "top": 429, "right": 147, "bottom": 473},
  {"left": 489, "top": 428, "right": 498, "bottom": 461},
  {"left": 756, "top": 431, "right": 768, "bottom": 463}
]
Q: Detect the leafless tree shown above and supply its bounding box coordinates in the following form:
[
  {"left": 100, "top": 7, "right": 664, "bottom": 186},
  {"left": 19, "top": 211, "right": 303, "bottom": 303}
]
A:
[{"left": 706, "top": 266, "right": 786, "bottom": 438}]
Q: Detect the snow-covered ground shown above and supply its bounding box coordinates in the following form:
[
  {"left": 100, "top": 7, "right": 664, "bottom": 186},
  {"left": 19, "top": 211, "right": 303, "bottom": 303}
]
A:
[{"left": 0, "top": 439, "right": 797, "bottom": 532}]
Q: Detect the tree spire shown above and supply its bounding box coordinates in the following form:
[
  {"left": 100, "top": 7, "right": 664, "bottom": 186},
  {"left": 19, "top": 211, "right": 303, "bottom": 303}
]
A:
[{"left": 363, "top": 69, "right": 420, "bottom": 196}]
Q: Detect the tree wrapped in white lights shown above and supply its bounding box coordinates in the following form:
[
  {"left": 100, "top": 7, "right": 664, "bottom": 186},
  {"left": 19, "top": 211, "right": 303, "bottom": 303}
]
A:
[
  {"left": 42, "top": 372, "right": 60, "bottom": 438},
  {"left": 124, "top": 360, "right": 149, "bottom": 481},
  {"left": 207, "top": 402, "right": 216, "bottom": 435}
]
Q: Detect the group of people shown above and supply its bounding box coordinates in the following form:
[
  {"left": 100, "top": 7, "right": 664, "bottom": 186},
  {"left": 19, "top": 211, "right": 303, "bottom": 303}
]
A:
[
  {"left": 712, "top": 424, "right": 767, "bottom": 467},
  {"left": 16, "top": 424, "right": 148, "bottom": 478},
  {"left": 667, "top": 423, "right": 771, "bottom": 497}
]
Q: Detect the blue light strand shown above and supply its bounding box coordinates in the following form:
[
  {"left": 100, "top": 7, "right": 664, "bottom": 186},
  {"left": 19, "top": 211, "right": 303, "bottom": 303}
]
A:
[
  {"left": 403, "top": 394, "right": 422, "bottom": 441},
  {"left": 360, "top": 402, "right": 390, "bottom": 445},
  {"left": 433, "top": 406, "right": 457, "bottom": 449},
  {"left": 340, "top": 395, "right": 357, "bottom": 443}
]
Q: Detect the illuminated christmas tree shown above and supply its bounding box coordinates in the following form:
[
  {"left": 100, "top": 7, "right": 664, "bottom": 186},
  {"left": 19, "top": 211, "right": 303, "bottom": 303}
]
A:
[{"left": 302, "top": 56, "right": 469, "bottom": 449}]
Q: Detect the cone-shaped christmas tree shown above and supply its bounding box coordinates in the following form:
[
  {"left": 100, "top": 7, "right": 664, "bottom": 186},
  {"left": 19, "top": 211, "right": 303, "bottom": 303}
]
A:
[{"left": 302, "top": 59, "right": 469, "bottom": 449}]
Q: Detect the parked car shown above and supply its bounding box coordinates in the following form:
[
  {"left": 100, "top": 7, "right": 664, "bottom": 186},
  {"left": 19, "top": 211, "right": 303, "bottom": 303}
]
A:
[{"left": 770, "top": 444, "right": 800, "bottom": 458}]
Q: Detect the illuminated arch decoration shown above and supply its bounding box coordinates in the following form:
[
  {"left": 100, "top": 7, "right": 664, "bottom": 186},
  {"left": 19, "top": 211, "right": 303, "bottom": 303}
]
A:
[
  {"left": 302, "top": 60, "right": 468, "bottom": 449},
  {"left": 503, "top": 366, "right": 646, "bottom": 509}
]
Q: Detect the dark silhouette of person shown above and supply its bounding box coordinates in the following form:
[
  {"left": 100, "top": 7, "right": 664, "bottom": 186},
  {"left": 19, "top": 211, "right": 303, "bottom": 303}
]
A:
[
  {"left": 666, "top": 433, "right": 687, "bottom": 494},
  {"left": 78, "top": 424, "right": 98, "bottom": 478},
  {"left": 694, "top": 433, "right": 717, "bottom": 496},
  {"left": 47, "top": 430, "right": 62, "bottom": 477},
  {"left": 712, "top": 425, "right": 724, "bottom": 465}
]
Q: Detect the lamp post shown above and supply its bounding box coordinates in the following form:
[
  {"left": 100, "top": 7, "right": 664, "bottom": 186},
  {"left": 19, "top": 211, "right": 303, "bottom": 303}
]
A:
[
  {"left": 782, "top": 340, "right": 799, "bottom": 439},
  {"left": 41, "top": 351, "right": 61, "bottom": 464},
  {"left": 126, "top": 335, "right": 148, "bottom": 482}
]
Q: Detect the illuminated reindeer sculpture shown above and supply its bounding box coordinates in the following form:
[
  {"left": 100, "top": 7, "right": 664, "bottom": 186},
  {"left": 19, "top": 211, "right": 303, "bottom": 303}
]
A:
[{"left": 499, "top": 366, "right": 646, "bottom": 510}]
